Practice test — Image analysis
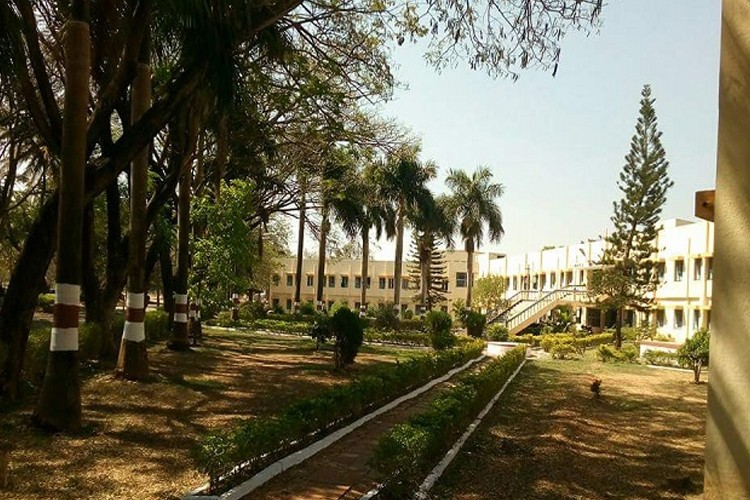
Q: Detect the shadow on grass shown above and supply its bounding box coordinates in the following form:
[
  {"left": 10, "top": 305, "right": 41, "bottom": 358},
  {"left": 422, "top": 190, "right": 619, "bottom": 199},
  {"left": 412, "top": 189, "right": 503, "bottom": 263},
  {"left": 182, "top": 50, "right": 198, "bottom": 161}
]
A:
[{"left": 431, "top": 360, "right": 707, "bottom": 500}]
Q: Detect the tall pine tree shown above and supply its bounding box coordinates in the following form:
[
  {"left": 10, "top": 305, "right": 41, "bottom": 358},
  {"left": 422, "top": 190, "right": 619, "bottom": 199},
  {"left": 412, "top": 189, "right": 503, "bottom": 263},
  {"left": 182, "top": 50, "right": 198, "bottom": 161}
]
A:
[
  {"left": 407, "top": 233, "right": 448, "bottom": 311},
  {"left": 589, "top": 84, "right": 673, "bottom": 349}
]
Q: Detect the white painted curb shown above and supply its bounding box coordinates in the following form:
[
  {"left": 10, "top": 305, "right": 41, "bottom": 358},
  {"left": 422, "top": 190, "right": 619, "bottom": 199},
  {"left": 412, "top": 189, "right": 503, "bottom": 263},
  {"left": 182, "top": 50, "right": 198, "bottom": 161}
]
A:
[
  {"left": 186, "top": 354, "right": 485, "bottom": 499},
  {"left": 359, "top": 356, "right": 527, "bottom": 500}
]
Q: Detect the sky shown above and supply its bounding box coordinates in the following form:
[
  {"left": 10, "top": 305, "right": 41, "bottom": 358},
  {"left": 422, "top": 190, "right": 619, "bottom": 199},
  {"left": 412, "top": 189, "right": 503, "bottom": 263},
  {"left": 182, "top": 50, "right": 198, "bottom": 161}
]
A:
[{"left": 362, "top": 0, "right": 722, "bottom": 258}]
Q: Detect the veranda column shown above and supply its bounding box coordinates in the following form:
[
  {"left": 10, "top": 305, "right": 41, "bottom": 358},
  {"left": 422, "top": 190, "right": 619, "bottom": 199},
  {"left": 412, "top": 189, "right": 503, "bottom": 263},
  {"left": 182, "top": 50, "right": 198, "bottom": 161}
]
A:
[{"left": 704, "top": 1, "right": 750, "bottom": 496}]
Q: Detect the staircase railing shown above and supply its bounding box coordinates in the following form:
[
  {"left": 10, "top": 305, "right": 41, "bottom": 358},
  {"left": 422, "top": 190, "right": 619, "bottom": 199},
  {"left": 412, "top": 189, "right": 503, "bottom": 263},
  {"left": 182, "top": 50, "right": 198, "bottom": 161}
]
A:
[
  {"left": 486, "top": 290, "right": 541, "bottom": 323},
  {"left": 504, "top": 285, "right": 586, "bottom": 331}
]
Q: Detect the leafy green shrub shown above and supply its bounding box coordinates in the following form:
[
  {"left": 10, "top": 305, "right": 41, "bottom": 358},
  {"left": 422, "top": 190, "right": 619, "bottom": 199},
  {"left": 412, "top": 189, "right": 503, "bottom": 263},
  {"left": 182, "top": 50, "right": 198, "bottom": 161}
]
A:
[
  {"left": 254, "top": 319, "right": 310, "bottom": 335},
  {"left": 451, "top": 299, "right": 468, "bottom": 326},
  {"left": 373, "top": 304, "right": 400, "bottom": 331},
  {"left": 327, "top": 301, "right": 349, "bottom": 317},
  {"left": 464, "top": 311, "right": 486, "bottom": 338},
  {"left": 678, "top": 328, "right": 710, "bottom": 383},
  {"left": 425, "top": 311, "right": 455, "bottom": 350},
  {"left": 399, "top": 318, "right": 423, "bottom": 331},
  {"left": 79, "top": 323, "right": 104, "bottom": 360},
  {"left": 642, "top": 349, "right": 680, "bottom": 368},
  {"left": 508, "top": 333, "right": 540, "bottom": 347},
  {"left": 24, "top": 328, "right": 51, "bottom": 385},
  {"left": 272, "top": 303, "right": 285, "bottom": 315},
  {"left": 195, "top": 341, "right": 484, "bottom": 493},
  {"left": 330, "top": 307, "right": 364, "bottom": 367},
  {"left": 299, "top": 301, "right": 317, "bottom": 315},
  {"left": 364, "top": 329, "right": 430, "bottom": 347},
  {"left": 402, "top": 309, "right": 414, "bottom": 320},
  {"left": 145, "top": 310, "right": 170, "bottom": 342},
  {"left": 266, "top": 313, "right": 317, "bottom": 324},
  {"left": 597, "top": 343, "right": 638, "bottom": 363},
  {"left": 371, "top": 346, "right": 526, "bottom": 497},
  {"left": 213, "top": 311, "right": 239, "bottom": 327},
  {"left": 36, "top": 293, "right": 55, "bottom": 313},
  {"left": 539, "top": 332, "right": 612, "bottom": 359},
  {"left": 238, "top": 302, "right": 267, "bottom": 321},
  {"left": 486, "top": 323, "right": 509, "bottom": 342}
]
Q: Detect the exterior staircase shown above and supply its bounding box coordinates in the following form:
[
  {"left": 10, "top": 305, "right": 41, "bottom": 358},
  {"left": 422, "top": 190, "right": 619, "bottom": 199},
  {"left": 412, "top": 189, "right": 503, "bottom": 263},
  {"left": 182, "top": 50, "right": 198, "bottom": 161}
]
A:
[{"left": 490, "top": 285, "right": 587, "bottom": 335}]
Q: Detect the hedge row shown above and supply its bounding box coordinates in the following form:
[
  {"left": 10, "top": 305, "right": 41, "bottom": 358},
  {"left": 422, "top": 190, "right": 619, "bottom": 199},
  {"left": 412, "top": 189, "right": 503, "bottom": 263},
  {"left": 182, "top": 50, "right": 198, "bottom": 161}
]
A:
[
  {"left": 371, "top": 346, "right": 527, "bottom": 497},
  {"left": 365, "top": 329, "right": 430, "bottom": 347},
  {"left": 194, "top": 341, "right": 485, "bottom": 493},
  {"left": 539, "top": 332, "right": 613, "bottom": 359}
]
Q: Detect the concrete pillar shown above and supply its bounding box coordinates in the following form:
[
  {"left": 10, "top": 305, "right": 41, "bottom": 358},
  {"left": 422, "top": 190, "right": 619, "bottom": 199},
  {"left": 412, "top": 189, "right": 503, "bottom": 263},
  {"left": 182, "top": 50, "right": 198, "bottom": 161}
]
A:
[{"left": 704, "top": 2, "right": 750, "bottom": 496}]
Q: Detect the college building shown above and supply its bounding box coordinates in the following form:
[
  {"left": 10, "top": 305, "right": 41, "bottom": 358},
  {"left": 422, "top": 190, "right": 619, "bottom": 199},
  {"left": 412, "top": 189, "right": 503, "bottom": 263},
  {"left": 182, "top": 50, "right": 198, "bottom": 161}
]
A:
[{"left": 268, "top": 218, "right": 713, "bottom": 343}]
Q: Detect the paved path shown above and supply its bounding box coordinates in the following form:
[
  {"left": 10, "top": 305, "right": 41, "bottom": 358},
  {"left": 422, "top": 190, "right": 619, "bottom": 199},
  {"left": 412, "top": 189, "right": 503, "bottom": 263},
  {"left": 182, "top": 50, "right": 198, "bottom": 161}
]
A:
[{"left": 243, "top": 360, "right": 487, "bottom": 500}]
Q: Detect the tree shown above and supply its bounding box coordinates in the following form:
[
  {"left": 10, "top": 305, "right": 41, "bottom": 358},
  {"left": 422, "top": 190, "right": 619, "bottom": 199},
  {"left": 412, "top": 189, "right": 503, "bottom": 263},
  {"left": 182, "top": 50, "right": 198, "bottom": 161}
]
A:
[
  {"left": 445, "top": 167, "right": 505, "bottom": 309},
  {"left": 589, "top": 84, "right": 673, "bottom": 349},
  {"left": 678, "top": 328, "right": 710, "bottom": 384},
  {"left": 472, "top": 275, "right": 509, "bottom": 314},
  {"left": 374, "top": 149, "right": 436, "bottom": 316},
  {"left": 33, "top": 0, "right": 90, "bottom": 431}
]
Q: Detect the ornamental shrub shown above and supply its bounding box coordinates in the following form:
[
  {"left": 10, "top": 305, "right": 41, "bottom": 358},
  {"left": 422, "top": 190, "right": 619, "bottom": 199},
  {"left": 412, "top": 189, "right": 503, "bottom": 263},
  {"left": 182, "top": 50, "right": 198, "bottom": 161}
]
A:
[
  {"left": 238, "top": 301, "right": 267, "bottom": 321},
  {"left": 464, "top": 311, "right": 486, "bottom": 338},
  {"left": 425, "top": 311, "right": 455, "bottom": 350},
  {"left": 677, "top": 328, "right": 710, "bottom": 383},
  {"left": 36, "top": 293, "right": 55, "bottom": 313},
  {"left": 486, "top": 323, "right": 509, "bottom": 341},
  {"left": 299, "top": 301, "right": 317, "bottom": 316},
  {"left": 373, "top": 304, "right": 400, "bottom": 331},
  {"left": 597, "top": 343, "right": 638, "bottom": 363},
  {"left": 145, "top": 310, "right": 170, "bottom": 342},
  {"left": 330, "top": 307, "right": 364, "bottom": 368},
  {"left": 642, "top": 349, "right": 680, "bottom": 367}
]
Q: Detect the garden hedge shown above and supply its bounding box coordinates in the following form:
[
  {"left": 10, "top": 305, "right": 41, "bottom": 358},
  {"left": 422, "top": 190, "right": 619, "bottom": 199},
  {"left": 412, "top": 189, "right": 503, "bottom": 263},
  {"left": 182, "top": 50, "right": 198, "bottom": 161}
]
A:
[
  {"left": 371, "top": 346, "right": 526, "bottom": 497},
  {"left": 194, "top": 341, "right": 484, "bottom": 493}
]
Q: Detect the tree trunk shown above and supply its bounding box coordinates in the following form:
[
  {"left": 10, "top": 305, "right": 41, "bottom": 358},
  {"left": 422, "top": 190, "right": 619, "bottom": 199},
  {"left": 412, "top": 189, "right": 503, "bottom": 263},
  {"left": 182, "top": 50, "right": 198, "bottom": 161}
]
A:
[
  {"left": 393, "top": 199, "right": 405, "bottom": 316},
  {"left": 159, "top": 244, "right": 175, "bottom": 326},
  {"left": 34, "top": 3, "right": 90, "bottom": 431},
  {"left": 315, "top": 203, "right": 329, "bottom": 312},
  {"left": 0, "top": 198, "right": 57, "bottom": 401},
  {"left": 466, "top": 240, "right": 475, "bottom": 309},
  {"left": 293, "top": 191, "right": 305, "bottom": 313},
  {"left": 694, "top": 360, "right": 702, "bottom": 384},
  {"left": 360, "top": 226, "right": 369, "bottom": 317},
  {"left": 614, "top": 306, "right": 624, "bottom": 349},
  {"left": 116, "top": 46, "right": 151, "bottom": 379}
]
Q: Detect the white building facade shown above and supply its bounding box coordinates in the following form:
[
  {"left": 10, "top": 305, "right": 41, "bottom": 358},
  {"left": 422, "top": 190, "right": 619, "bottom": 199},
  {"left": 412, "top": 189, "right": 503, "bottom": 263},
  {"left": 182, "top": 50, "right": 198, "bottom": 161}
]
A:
[{"left": 478, "top": 218, "right": 714, "bottom": 343}]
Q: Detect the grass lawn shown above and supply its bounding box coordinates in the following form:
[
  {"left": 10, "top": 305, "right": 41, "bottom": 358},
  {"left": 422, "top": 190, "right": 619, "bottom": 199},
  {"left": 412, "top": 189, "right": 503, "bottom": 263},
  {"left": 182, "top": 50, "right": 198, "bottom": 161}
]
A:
[
  {"left": 431, "top": 349, "right": 707, "bottom": 499},
  {"left": 0, "top": 327, "right": 428, "bottom": 500}
]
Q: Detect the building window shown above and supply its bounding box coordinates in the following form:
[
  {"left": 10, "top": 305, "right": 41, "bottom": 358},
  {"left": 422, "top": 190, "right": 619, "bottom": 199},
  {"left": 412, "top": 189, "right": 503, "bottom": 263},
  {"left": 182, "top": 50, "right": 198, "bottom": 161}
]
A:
[
  {"left": 541, "top": 274, "right": 547, "bottom": 290},
  {"left": 707, "top": 257, "right": 713, "bottom": 280},
  {"left": 355, "top": 276, "right": 362, "bottom": 289},
  {"left": 706, "top": 309, "right": 712, "bottom": 329},
  {"left": 272, "top": 298, "right": 280, "bottom": 307},
  {"left": 674, "top": 259, "right": 684, "bottom": 282},
  {"left": 674, "top": 308, "right": 684, "bottom": 329},
  {"left": 272, "top": 274, "right": 280, "bottom": 286},
  {"left": 442, "top": 279, "right": 449, "bottom": 292},
  {"left": 693, "top": 259, "right": 703, "bottom": 280},
  {"left": 566, "top": 271, "right": 574, "bottom": 285},
  {"left": 512, "top": 276, "right": 518, "bottom": 290},
  {"left": 578, "top": 270, "right": 585, "bottom": 284},
  {"left": 656, "top": 262, "right": 666, "bottom": 281},
  {"left": 286, "top": 299, "right": 292, "bottom": 310},
  {"left": 366, "top": 277, "right": 371, "bottom": 289},
  {"left": 440, "top": 305, "right": 448, "bottom": 312},
  {"left": 306, "top": 275, "right": 314, "bottom": 287},
  {"left": 456, "top": 272, "right": 467, "bottom": 288},
  {"left": 693, "top": 309, "right": 701, "bottom": 330},
  {"left": 550, "top": 273, "right": 556, "bottom": 288},
  {"left": 340, "top": 275, "right": 349, "bottom": 288},
  {"left": 286, "top": 274, "right": 294, "bottom": 287},
  {"left": 379, "top": 277, "right": 386, "bottom": 289},
  {"left": 388, "top": 278, "right": 395, "bottom": 289},
  {"left": 656, "top": 309, "right": 666, "bottom": 327},
  {"left": 402, "top": 279, "right": 409, "bottom": 290},
  {"left": 532, "top": 275, "right": 539, "bottom": 290},
  {"left": 355, "top": 301, "right": 361, "bottom": 310},
  {"left": 328, "top": 275, "right": 336, "bottom": 288}
]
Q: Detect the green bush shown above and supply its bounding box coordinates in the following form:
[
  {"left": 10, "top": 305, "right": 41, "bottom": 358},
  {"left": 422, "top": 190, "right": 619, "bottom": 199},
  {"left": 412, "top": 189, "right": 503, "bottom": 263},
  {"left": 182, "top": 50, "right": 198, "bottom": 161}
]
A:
[
  {"left": 678, "top": 328, "right": 710, "bottom": 383},
  {"left": 24, "top": 328, "right": 51, "bottom": 385},
  {"left": 485, "top": 323, "right": 509, "bottom": 342},
  {"left": 402, "top": 309, "right": 414, "bottom": 320},
  {"left": 238, "top": 302, "right": 267, "bottom": 321},
  {"left": 539, "top": 332, "right": 612, "bottom": 359},
  {"left": 373, "top": 304, "right": 400, "bottom": 331},
  {"left": 508, "top": 333, "right": 540, "bottom": 347},
  {"left": 327, "top": 301, "right": 349, "bottom": 317},
  {"left": 79, "top": 322, "right": 104, "bottom": 360},
  {"left": 364, "top": 329, "right": 430, "bottom": 347},
  {"left": 299, "top": 301, "right": 317, "bottom": 315},
  {"left": 213, "top": 311, "right": 239, "bottom": 327},
  {"left": 425, "top": 311, "right": 455, "bottom": 350},
  {"left": 371, "top": 346, "right": 526, "bottom": 497},
  {"left": 145, "top": 310, "right": 170, "bottom": 342},
  {"left": 272, "top": 303, "right": 285, "bottom": 315},
  {"left": 330, "top": 307, "right": 364, "bottom": 367},
  {"left": 642, "top": 349, "right": 680, "bottom": 367},
  {"left": 464, "top": 311, "right": 486, "bottom": 338},
  {"left": 254, "top": 319, "right": 310, "bottom": 335},
  {"left": 597, "top": 343, "right": 638, "bottom": 363},
  {"left": 194, "top": 341, "right": 484, "bottom": 493},
  {"left": 36, "top": 293, "right": 55, "bottom": 313},
  {"left": 399, "top": 318, "right": 424, "bottom": 331}
]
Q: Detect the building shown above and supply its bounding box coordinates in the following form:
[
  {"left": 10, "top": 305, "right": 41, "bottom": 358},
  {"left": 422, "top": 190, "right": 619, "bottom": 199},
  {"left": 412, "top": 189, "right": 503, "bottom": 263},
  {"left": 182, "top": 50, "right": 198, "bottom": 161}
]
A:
[
  {"left": 478, "top": 218, "right": 714, "bottom": 342},
  {"left": 268, "top": 250, "right": 501, "bottom": 314}
]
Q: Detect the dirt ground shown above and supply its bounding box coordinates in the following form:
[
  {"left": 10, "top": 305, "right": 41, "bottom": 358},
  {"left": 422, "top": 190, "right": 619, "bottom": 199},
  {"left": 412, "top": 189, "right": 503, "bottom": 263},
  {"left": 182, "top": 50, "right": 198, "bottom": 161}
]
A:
[
  {"left": 431, "top": 352, "right": 708, "bottom": 499},
  {"left": 0, "top": 328, "right": 425, "bottom": 500}
]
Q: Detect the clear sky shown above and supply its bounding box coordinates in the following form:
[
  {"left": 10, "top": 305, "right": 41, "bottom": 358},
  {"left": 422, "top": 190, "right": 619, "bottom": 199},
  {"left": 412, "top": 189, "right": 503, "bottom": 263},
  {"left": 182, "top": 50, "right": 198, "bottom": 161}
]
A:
[{"left": 368, "top": 0, "right": 721, "bottom": 258}]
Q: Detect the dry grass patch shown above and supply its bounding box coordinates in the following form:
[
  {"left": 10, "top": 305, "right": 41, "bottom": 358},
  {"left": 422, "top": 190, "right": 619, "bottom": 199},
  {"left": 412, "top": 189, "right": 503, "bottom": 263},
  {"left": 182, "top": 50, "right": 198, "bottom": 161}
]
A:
[
  {"left": 0, "top": 328, "right": 425, "bottom": 500},
  {"left": 431, "top": 351, "right": 707, "bottom": 499}
]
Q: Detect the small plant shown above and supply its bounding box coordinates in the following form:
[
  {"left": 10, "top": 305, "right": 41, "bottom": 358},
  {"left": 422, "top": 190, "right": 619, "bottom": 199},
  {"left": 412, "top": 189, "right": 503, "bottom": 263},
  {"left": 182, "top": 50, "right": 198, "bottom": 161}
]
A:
[
  {"left": 36, "top": 293, "right": 56, "bottom": 313},
  {"left": 485, "top": 323, "right": 509, "bottom": 342},
  {"left": 677, "top": 328, "right": 710, "bottom": 383},
  {"left": 451, "top": 299, "right": 468, "bottom": 325},
  {"left": 238, "top": 301, "right": 267, "bottom": 321},
  {"left": 373, "top": 304, "right": 400, "bottom": 331},
  {"left": 299, "top": 301, "right": 317, "bottom": 316},
  {"left": 402, "top": 309, "right": 414, "bottom": 320},
  {"left": 590, "top": 378, "right": 602, "bottom": 398},
  {"left": 597, "top": 344, "right": 638, "bottom": 363},
  {"left": 425, "top": 310, "right": 455, "bottom": 350},
  {"left": 464, "top": 311, "right": 486, "bottom": 338},
  {"left": 310, "top": 307, "right": 364, "bottom": 368}
]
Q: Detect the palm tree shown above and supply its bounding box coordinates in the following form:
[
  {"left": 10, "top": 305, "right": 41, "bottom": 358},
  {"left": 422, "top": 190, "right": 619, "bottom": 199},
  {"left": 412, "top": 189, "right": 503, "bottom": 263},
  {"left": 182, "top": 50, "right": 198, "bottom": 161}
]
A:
[
  {"left": 33, "top": 0, "right": 91, "bottom": 431},
  {"left": 445, "top": 167, "right": 505, "bottom": 309},
  {"left": 116, "top": 29, "right": 151, "bottom": 380},
  {"left": 357, "top": 165, "right": 395, "bottom": 316},
  {"left": 408, "top": 195, "right": 455, "bottom": 312},
  {"left": 375, "top": 151, "right": 436, "bottom": 316}
]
